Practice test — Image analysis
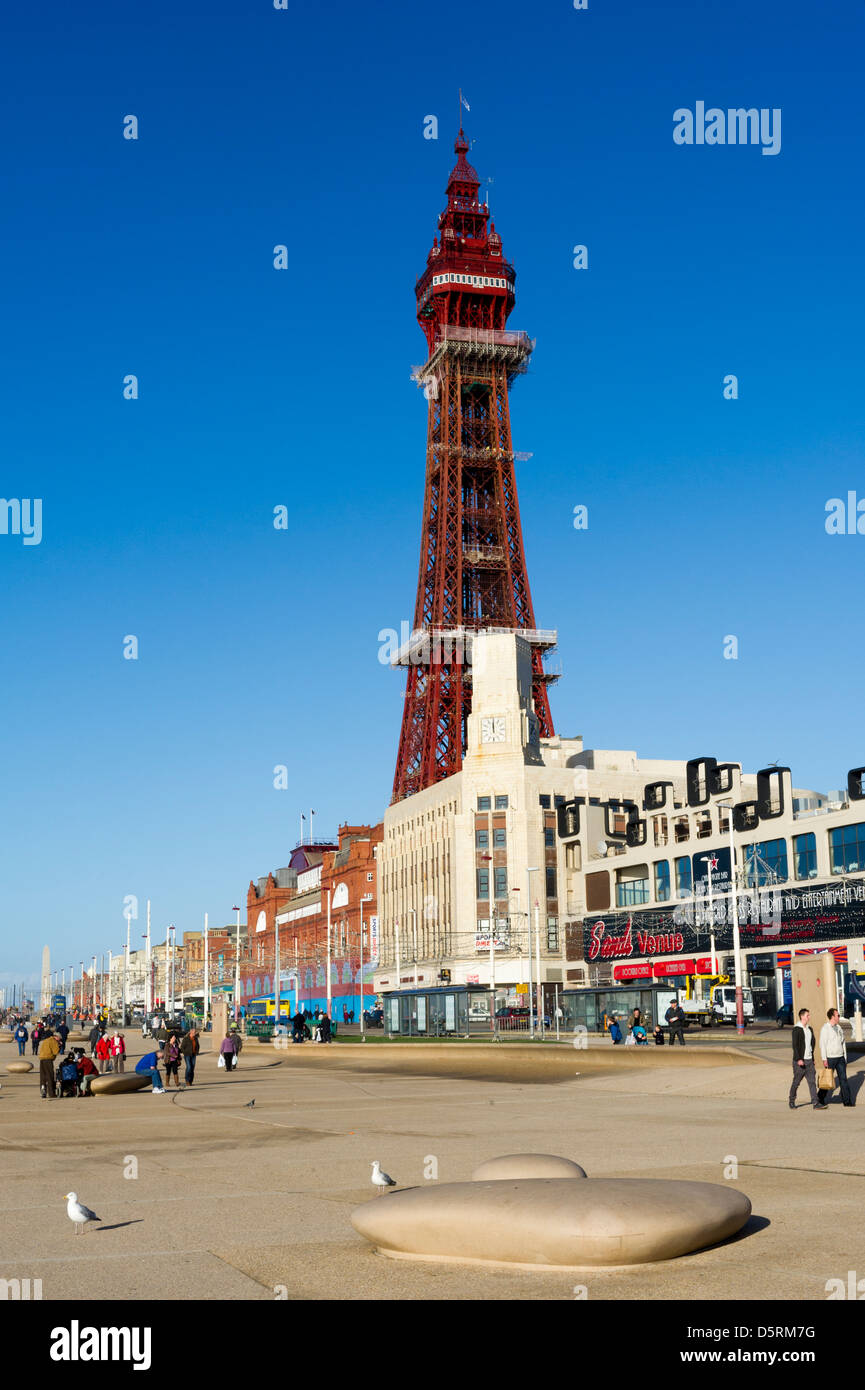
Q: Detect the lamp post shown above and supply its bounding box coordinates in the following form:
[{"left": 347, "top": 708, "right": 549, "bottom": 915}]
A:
[
  {"left": 526, "top": 867, "right": 538, "bottom": 1039},
  {"left": 144, "top": 901, "right": 152, "bottom": 1015},
  {"left": 717, "top": 804, "right": 745, "bottom": 1036},
  {"left": 325, "top": 887, "right": 332, "bottom": 1018},
  {"left": 231, "top": 906, "right": 242, "bottom": 1025},
  {"left": 697, "top": 854, "right": 718, "bottom": 974}
]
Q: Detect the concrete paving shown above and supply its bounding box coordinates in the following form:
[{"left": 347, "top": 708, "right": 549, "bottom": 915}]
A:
[{"left": 2, "top": 1032, "right": 863, "bottom": 1301}]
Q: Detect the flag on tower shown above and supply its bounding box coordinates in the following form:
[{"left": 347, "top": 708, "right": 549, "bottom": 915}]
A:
[{"left": 461, "top": 94, "right": 471, "bottom": 112}]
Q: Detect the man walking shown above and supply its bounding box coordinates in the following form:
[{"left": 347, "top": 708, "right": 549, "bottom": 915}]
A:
[
  {"left": 180, "top": 1027, "right": 200, "bottom": 1086},
  {"left": 37, "top": 1030, "right": 61, "bottom": 1099},
  {"left": 665, "top": 997, "right": 687, "bottom": 1046},
  {"left": 817, "top": 1008, "right": 854, "bottom": 1107},
  {"left": 13, "top": 1021, "right": 28, "bottom": 1056},
  {"left": 789, "top": 1006, "right": 823, "bottom": 1110}
]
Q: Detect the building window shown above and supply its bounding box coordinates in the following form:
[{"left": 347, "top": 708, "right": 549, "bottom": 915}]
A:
[
  {"left": 546, "top": 866, "right": 557, "bottom": 899},
  {"left": 674, "top": 816, "right": 690, "bottom": 844},
  {"left": 830, "top": 823, "right": 865, "bottom": 874},
  {"left": 653, "top": 815, "right": 668, "bottom": 847},
  {"left": 495, "top": 795, "right": 509, "bottom": 810},
  {"left": 654, "top": 860, "right": 671, "bottom": 902},
  {"left": 695, "top": 811, "right": 712, "bottom": 839},
  {"left": 477, "top": 868, "right": 489, "bottom": 898},
  {"left": 477, "top": 796, "right": 491, "bottom": 811},
  {"left": 675, "top": 856, "right": 692, "bottom": 897},
  {"left": 744, "top": 838, "right": 789, "bottom": 886},
  {"left": 565, "top": 842, "right": 581, "bottom": 870},
  {"left": 544, "top": 827, "right": 555, "bottom": 848},
  {"left": 476, "top": 828, "right": 489, "bottom": 849},
  {"left": 539, "top": 795, "right": 551, "bottom": 809},
  {"left": 794, "top": 832, "right": 817, "bottom": 880},
  {"left": 616, "top": 877, "right": 649, "bottom": 907},
  {"left": 554, "top": 795, "right": 565, "bottom": 807},
  {"left": 494, "top": 867, "right": 508, "bottom": 898},
  {"left": 493, "top": 827, "right": 507, "bottom": 848},
  {"left": 546, "top": 917, "right": 559, "bottom": 951}
]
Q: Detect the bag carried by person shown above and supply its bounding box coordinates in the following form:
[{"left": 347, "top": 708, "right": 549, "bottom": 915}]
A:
[
  {"left": 217, "top": 1054, "right": 225, "bottom": 1068},
  {"left": 818, "top": 1067, "right": 835, "bottom": 1091}
]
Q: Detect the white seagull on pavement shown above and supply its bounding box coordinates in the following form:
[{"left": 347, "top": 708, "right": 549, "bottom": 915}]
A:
[
  {"left": 370, "top": 1160, "right": 396, "bottom": 1195},
  {"left": 64, "top": 1191, "right": 101, "bottom": 1234}
]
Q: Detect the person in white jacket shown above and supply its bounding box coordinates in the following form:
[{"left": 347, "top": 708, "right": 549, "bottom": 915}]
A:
[{"left": 817, "top": 1008, "right": 854, "bottom": 1107}]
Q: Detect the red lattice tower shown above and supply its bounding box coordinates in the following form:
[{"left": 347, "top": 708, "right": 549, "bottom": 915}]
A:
[{"left": 392, "top": 128, "right": 555, "bottom": 803}]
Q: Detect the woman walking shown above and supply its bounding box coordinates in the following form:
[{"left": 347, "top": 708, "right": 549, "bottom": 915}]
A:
[
  {"left": 219, "top": 1030, "right": 239, "bottom": 1072},
  {"left": 110, "top": 1031, "right": 126, "bottom": 1074},
  {"left": 163, "top": 1031, "right": 182, "bottom": 1088},
  {"left": 180, "top": 1027, "right": 200, "bottom": 1087}
]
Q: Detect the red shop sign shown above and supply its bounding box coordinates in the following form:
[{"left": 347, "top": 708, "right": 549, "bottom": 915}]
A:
[
  {"left": 695, "top": 957, "right": 719, "bottom": 974},
  {"left": 613, "top": 963, "right": 653, "bottom": 981},
  {"left": 653, "top": 958, "right": 696, "bottom": 977}
]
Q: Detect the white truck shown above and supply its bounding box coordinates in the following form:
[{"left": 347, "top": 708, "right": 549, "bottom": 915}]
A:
[{"left": 679, "top": 977, "right": 755, "bottom": 1027}]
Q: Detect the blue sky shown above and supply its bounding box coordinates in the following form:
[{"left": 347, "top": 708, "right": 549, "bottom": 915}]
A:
[{"left": 1, "top": 0, "right": 863, "bottom": 993}]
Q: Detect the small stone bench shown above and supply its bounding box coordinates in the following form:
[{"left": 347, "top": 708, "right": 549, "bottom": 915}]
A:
[{"left": 5, "top": 1060, "right": 34, "bottom": 1074}]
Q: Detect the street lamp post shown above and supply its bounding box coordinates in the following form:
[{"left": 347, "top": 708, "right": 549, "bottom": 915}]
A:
[
  {"left": 526, "top": 867, "right": 538, "bottom": 1039},
  {"left": 203, "top": 912, "right": 209, "bottom": 1026},
  {"left": 698, "top": 854, "right": 718, "bottom": 974},
  {"left": 231, "top": 906, "right": 242, "bottom": 1025},
  {"left": 717, "top": 803, "right": 745, "bottom": 1036}
]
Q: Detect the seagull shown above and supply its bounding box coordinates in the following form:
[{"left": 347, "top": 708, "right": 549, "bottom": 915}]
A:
[
  {"left": 244, "top": 1099, "right": 255, "bottom": 1108},
  {"left": 64, "top": 1192, "right": 100, "bottom": 1234},
  {"left": 371, "top": 1160, "right": 396, "bottom": 1196}
]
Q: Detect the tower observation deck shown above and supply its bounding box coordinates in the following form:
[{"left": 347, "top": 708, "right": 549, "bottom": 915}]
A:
[{"left": 391, "top": 128, "right": 556, "bottom": 803}]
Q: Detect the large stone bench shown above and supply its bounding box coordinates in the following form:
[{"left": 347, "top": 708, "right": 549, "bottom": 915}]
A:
[
  {"left": 90, "top": 1073, "right": 150, "bottom": 1096},
  {"left": 4, "top": 1060, "right": 34, "bottom": 1074},
  {"left": 351, "top": 1155, "right": 751, "bottom": 1269}
]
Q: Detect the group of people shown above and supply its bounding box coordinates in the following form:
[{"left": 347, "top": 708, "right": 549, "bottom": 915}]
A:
[
  {"left": 136, "top": 1026, "right": 202, "bottom": 1092},
  {"left": 789, "top": 1007, "right": 855, "bottom": 1109},
  {"left": 602, "top": 1000, "right": 689, "bottom": 1046},
  {"left": 288, "top": 1009, "right": 332, "bottom": 1044}
]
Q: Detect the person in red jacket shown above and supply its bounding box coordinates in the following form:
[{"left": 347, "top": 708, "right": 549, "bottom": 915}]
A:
[
  {"left": 94, "top": 1032, "right": 112, "bottom": 1073},
  {"left": 76, "top": 1051, "right": 99, "bottom": 1096}
]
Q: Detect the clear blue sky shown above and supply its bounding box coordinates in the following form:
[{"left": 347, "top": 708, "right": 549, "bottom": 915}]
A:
[{"left": 1, "top": 0, "right": 863, "bottom": 994}]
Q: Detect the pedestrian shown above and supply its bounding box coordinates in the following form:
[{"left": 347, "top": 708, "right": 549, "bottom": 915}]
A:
[
  {"left": 291, "top": 1010, "right": 306, "bottom": 1044},
  {"left": 110, "top": 1031, "right": 126, "bottom": 1074},
  {"left": 30, "top": 1022, "right": 41, "bottom": 1056},
  {"left": 180, "top": 1027, "right": 200, "bottom": 1086},
  {"left": 163, "top": 1031, "right": 182, "bottom": 1088},
  {"left": 342, "top": 1005, "right": 348, "bottom": 1025},
  {"left": 319, "top": 1011, "right": 332, "bottom": 1043},
  {"left": 630, "top": 1007, "right": 643, "bottom": 1032},
  {"left": 13, "top": 1022, "right": 28, "bottom": 1056},
  {"left": 134, "top": 1048, "right": 166, "bottom": 1093},
  {"left": 57, "top": 1021, "right": 69, "bottom": 1050},
  {"left": 653, "top": 1023, "right": 665, "bottom": 1045},
  {"left": 817, "top": 1007, "right": 854, "bottom": 1108},
  {"left": 37, "top": 1030, "right": 61, "bottom": 1100},
  {"left": 76, "top": 1051, "right": 98, "bottom": 1096},
  {"left": 789, "top": 1007, "right": 823, "bottom": 1110},
  {"left": 88, "top": 1021, "right": 102, "bottom": 1060},
  {"left": 665, "top": 997, "right": 686, "bottom": 1046},
  {"left": 609, "top": 1016, "right": 623, "bottom": 1044},
  {"left": 219, "top": 1031, "right": 239, "bottom": 1071},
  {"left": 95, "top": 1032, "right": 112, "bottom": 1073}
]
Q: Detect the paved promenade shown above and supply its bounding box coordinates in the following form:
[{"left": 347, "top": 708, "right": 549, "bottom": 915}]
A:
[{"left": 1, "top": 1032, "right": 862, "bottom": 1301}]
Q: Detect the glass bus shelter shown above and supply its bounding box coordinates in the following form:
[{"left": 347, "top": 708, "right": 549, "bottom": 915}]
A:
[{"left": 384, "top": 986, "right": 495, "bottom": 1038}]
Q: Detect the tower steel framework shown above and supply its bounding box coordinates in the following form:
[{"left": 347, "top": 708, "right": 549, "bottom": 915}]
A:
[{"left": 391, "top": 129, "right": 555, "bottom": 802}]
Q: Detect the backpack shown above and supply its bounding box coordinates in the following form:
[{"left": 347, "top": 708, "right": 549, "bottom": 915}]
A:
[{"left": 59, "top": 1062, "right": 78, "bottom": 1082}]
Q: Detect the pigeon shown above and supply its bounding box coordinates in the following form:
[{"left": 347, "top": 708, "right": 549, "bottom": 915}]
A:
[
  {"left": 244, "top": 1099, "right": 255, "bottom": 1108},
  {"left": 371, "top": 1160, "right": 396, "bottom": 1195},
  {"left": 64, "top": 1192, "right": 100, "bottom": 1234}
]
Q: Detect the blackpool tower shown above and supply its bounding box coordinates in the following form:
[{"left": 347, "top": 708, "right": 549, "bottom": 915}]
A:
[{"left": 392, "top": 128, "right": 556, "bottom": 803}]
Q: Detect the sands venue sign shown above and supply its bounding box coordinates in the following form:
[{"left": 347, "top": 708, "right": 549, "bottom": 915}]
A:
[{"left": 586, "top": 919, "right": 684, "bottom": 962}]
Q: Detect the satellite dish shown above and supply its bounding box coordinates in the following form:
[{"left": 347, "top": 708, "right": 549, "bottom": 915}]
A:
[{"left": 595, "top": 840, "right": 608, "bottom": 858}]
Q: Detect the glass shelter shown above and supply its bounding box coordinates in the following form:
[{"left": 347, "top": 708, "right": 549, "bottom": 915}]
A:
[{"left": 384, "top": 986, "right": 495, "bottom": 1038}]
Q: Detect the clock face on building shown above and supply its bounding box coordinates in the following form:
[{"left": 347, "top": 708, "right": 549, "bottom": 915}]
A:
[{"left": 481, "top": 716, "right": 506, "bottom": 744}]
